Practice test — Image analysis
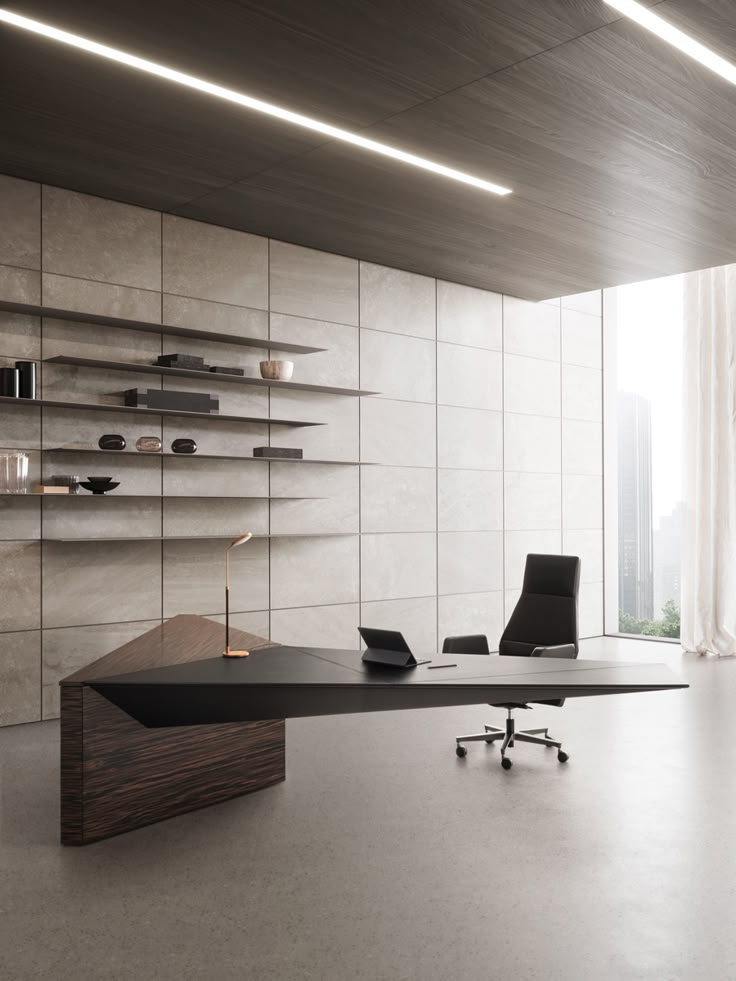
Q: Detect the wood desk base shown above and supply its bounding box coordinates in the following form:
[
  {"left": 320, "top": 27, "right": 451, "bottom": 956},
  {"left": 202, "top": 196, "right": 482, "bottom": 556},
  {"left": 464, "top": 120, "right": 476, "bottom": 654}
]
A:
[
  {"left": 60, "top": 618, "right": 284, "bottom": 845},
  {"left": 61, "top": 687, "right": 284, "bottom": 846}
]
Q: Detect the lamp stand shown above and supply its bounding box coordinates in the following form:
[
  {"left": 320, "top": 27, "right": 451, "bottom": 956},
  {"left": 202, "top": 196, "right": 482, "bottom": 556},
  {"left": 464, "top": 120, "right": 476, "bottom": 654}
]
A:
[{"left": 223, "top": 548, "right": 249, "bottom": 658}]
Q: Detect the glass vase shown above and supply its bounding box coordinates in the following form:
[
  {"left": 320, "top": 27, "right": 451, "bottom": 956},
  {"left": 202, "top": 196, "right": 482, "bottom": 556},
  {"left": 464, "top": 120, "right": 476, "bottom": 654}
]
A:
[{"left": 0, "top": 452, "right": 29, "bottom": 494}]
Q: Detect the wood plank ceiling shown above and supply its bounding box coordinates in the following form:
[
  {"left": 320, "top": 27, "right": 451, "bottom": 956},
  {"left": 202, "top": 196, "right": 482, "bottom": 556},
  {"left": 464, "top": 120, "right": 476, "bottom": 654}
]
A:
[{"left": 1, "top": 0, "right": 736, "bottom": 299}]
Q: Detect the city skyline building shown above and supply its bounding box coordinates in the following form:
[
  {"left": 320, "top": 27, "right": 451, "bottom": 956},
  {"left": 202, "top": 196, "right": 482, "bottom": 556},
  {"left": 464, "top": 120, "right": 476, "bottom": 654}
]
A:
[
  {"left": 654, "top": 502, "right": 685, "bottom": 615},
  {"left": 618, "top": 392, "right": 654, "bottom": 621}
]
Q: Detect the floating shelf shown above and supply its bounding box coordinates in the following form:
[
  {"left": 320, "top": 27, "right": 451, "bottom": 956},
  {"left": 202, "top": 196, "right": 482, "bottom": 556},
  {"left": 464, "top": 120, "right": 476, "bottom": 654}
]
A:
[
  {"left": 1, "top": 302, "right": 366, "bottom": 552},
  {"left": 29, "top": 495, "right": 323, "bottom": 501},
  {"left": 45, "top": 355, "right": 378, "bottom": 397},
  {"left": 0, "top": 395, "right": 322, "bottom": 427},
  {"left": 44, "top": 447, "right": 375, "bottom": 465},
  {"left": 0, "top": 300, "right": 326, "bottom": 354},
  {"left": 44, "top": 532, "right": 355, "bottom": 542}
]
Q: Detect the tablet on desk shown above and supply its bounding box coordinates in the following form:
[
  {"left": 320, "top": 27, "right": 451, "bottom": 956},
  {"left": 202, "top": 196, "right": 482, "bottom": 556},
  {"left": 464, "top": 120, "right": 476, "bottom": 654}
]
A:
[{"left": 358, "top": 627, "right": 431, "bottom": 668}]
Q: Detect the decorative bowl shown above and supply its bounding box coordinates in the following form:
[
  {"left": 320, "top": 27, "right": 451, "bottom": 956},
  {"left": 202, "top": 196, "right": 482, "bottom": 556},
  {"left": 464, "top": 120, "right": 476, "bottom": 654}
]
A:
[
  {"left": 260, "top": 360, "right": 294, "bottom": 382},
  {"left": 80, "top": 478, "right": 120, "bottom": 495}
]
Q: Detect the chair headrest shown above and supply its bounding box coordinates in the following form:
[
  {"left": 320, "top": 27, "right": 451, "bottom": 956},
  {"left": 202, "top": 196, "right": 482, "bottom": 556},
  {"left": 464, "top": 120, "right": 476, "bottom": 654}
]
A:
[{"left": 522, "top": 554, "right": 580, "bottom": 598}]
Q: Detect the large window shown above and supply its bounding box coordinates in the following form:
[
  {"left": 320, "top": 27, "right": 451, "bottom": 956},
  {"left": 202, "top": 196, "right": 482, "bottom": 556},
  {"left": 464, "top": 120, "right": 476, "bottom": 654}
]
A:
[{"left": 604, "top": 275, "right": 683, "bottom": 640}]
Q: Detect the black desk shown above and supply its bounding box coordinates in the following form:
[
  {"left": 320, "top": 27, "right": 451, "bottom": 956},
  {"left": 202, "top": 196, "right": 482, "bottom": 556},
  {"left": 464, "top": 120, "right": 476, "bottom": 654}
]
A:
[
  {"left": 59, "top": 615, "right": 686, "bottom": 844},
  {"left": 90, "top": 643, "right": 686, "bottom": 727}
]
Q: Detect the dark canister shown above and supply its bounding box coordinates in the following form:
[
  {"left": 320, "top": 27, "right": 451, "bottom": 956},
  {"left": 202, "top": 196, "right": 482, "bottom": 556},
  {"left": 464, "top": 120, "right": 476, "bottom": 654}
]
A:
[
  {"left": 15, "top": 361, "right": 36, "bottom": 399},
  {"left": 171, "top": 438, "right": 197, "bottom": 454},
  {"left": 98, "top": 434, "right": 126, "bottom": 451},
  {"left": 0, "top": 367, "right": 19, "bottom": 398}
]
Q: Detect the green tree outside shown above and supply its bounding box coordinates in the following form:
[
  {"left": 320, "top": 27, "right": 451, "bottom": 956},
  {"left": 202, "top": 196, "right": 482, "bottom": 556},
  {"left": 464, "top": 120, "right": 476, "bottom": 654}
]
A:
[{"left": 618, "top": 599, "right": 680, "bottom": 639}]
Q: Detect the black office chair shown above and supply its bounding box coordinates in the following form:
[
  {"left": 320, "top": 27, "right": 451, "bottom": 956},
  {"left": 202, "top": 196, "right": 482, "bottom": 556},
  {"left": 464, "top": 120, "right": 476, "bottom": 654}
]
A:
[{"left": 450, "top": 553, "right": 581, "bottom": 770}]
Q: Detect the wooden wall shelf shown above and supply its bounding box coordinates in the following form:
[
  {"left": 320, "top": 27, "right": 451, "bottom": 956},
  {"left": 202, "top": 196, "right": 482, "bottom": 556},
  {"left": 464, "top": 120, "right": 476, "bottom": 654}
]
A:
[
  {"left": 46, "top": 355, "right": 378, "bottom": 397},
  {"left": 0, "top": 395, "right": 322, "bottom": 427},
  {"left": 0, "top": 300, "right": 325, "bottom": 354}
]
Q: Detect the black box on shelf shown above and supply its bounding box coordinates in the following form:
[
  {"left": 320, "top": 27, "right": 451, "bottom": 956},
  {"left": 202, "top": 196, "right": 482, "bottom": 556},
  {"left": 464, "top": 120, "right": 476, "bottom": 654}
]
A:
[
  {"left": 210, "top": 365, "right": 245, "bottom": 376},
  {"left": 156, "top": 353, "right": 206, "bottom": 367},
  {"left": 0, "top": 367, "right": 19, "bottom": 397},
  {"left": 155, "top": 356, "right": 211, "bottom": 372},
  {"left": 253, "top": 446, "right": 303, "bottom": 459},
  {"left": 15, "top": 361, "right": 37, "bottom": 399},
  {"left": 124, "top": 388, "right": 219, "bottom": 413}
]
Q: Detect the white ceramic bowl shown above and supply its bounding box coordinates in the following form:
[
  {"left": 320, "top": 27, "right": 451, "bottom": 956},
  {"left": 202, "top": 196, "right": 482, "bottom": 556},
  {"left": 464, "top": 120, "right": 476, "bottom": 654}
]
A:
[{"left": 260, "top": 360, "right": 294, "bottom": 382}]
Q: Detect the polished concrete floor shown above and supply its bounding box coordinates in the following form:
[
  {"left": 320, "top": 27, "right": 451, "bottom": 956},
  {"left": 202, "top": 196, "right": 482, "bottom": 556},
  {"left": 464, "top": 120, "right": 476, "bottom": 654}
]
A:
[{"left": 1, "top": 637, "right": 735, "bottom": 981}]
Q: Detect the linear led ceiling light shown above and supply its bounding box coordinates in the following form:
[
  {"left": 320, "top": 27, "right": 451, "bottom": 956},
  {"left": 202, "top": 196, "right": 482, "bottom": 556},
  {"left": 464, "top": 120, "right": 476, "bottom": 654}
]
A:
[
  {"left": 0, "top": 8, "right": 512, "bottom": 196},
  {"left": 604, "top": 0, "right": 736, "bottom": 85}
]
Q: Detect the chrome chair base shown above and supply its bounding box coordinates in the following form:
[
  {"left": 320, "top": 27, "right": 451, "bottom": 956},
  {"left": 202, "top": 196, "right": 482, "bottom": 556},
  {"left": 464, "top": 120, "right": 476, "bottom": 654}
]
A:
[{"left": 455, "top": 708, "right": 568, "bottom": 769}]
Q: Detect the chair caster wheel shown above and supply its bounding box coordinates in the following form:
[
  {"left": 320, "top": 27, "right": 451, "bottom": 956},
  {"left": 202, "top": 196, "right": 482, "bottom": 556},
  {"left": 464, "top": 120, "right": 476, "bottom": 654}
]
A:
[
  {"left": 501, "top": 757, "right": 513, "bottom": 770},
  {"left": 456, "top": 745, "right": 467, "bottom": 758},
  {"left": 557, "top": 751, "right": 569, "bottom": 763}
]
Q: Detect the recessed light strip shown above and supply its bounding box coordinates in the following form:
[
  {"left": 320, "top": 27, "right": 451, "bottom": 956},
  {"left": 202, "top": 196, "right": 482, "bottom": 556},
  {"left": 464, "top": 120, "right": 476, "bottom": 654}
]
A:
[
  {"left": 604, "top": 0, "right": 736, "bottom": 85},
  {"left": 0, "top": 8, "right": 512, "bottom": 196}
]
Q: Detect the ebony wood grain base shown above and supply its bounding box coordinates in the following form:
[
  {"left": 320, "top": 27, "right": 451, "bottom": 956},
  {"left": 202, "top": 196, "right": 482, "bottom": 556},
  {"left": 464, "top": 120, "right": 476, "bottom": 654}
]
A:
[{"left": 61, "top": 686, "right": 285, "bottom": 845}]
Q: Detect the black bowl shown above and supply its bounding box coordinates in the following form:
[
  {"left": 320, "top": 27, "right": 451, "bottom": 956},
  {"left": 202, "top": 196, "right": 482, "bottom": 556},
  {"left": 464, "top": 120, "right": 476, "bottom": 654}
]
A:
[{"left": 80, "top": 479, "right": 120, "bottom": 495}]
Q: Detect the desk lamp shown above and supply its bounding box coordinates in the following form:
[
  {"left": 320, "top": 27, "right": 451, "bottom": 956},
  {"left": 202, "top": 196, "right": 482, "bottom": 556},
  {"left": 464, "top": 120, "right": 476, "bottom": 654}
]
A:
[{"left": 223, "top": 532, "right": 252, "bottom": 658}]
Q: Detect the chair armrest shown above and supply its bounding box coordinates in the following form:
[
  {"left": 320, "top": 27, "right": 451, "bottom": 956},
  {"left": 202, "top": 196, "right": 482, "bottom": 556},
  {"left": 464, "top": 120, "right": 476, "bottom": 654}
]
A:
[{"left": 531, "top": 644, "right": 577, "bottom": 659}]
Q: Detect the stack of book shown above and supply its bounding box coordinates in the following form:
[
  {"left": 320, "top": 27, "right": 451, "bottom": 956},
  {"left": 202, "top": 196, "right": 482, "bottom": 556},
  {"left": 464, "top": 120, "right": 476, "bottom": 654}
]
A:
[
  {"left": 155, "top": 353, "right": 211, "bottom": 372},
  {"left": 210, "top": 365, "right": 244, "bottom": 375},
  {"left": 253, "top": 446, "right": 303, "bottom": 459}
]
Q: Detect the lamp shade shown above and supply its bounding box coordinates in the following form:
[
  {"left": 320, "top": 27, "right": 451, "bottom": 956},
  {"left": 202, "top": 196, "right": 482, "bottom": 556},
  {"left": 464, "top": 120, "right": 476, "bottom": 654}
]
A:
[{"left": 229, "top": 532, "right": 253, "bottom": 549}]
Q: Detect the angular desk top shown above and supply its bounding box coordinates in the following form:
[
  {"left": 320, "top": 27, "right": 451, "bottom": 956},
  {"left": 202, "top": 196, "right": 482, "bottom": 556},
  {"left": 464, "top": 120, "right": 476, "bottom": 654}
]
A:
[{"left": 66, "top": 616, "right": 687, "bottom": 728}]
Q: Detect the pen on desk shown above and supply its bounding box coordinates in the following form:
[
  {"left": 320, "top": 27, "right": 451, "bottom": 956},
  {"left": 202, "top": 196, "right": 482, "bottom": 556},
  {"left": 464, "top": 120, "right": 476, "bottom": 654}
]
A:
[{"left": 427, "top": 663, "right": 457, "bottom": 670}]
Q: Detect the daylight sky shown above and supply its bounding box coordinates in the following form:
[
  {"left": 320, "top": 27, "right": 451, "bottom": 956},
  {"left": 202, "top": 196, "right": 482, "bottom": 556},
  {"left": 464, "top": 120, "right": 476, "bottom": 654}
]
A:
[{"left": 609, "top": 273, "right": 684, "bottom": 527}]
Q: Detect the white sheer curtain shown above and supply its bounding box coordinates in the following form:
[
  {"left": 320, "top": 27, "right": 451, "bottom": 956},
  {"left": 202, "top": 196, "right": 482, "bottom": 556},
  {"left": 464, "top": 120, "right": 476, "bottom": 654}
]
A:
[{"left": 681, "top": 265, "right": 736, "bottom": 655}]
